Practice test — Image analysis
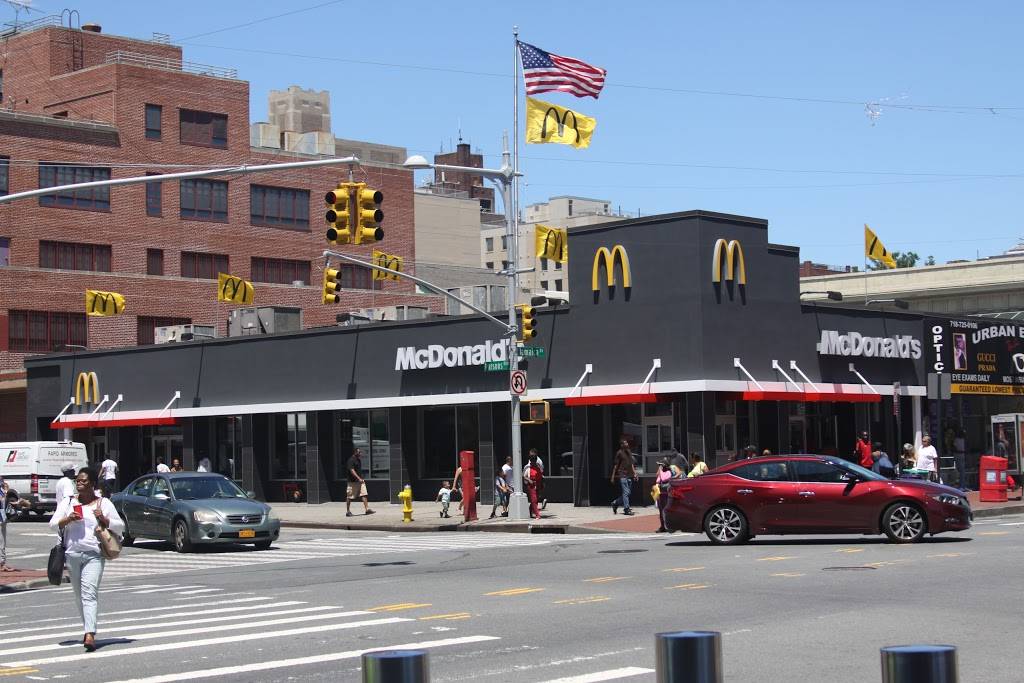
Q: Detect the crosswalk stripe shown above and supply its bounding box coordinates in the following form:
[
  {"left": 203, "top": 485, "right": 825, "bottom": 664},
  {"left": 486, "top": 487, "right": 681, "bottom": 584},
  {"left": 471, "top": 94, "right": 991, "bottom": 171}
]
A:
[
  {"left": 103, "top": 634, "right": 501, "bottom": 683},
  {"left": 12, "top": 597, "right": 272, "bottom": 628},
  {"left": 539, "top": 666, "right": 655, "bottom": 683},
  {"left": 174, "top": 588, "right": 223, "bottom": 595},
  {"left": 0, "top": 615, "right": 409, "bottom": 667},
  {"left": 128, "top": 585, "right": 206, "bottom": 594}
]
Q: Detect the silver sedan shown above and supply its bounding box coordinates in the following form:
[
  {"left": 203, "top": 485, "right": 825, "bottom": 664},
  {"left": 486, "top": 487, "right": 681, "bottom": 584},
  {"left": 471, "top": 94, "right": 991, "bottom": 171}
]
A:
[{"left": 111, "top": 472, "right": 281, "bottom": 553}]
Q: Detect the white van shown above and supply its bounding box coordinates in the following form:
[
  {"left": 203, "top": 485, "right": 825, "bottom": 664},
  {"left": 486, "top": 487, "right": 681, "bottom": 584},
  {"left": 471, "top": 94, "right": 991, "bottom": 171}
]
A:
[{"left": 0, "top": 441, "right": 89, "bottom": 515}]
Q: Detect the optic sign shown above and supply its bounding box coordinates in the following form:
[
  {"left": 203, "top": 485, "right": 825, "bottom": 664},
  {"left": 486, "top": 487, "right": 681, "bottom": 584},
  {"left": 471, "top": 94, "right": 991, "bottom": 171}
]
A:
[
  {"left": 372, "top": 249, "right": 403, "bottom": 281},
  {"left": 396, "top": 340, "right": 506, "bottom": 371},
  {"left": 816, "top": 330, "right": 922, "bottom": 359},
  {"left": 217, "top": 273, "right": 254, "bottom": 305},
  {"left": 928, "top": 318, "right": 1024, "bottom": 395}
]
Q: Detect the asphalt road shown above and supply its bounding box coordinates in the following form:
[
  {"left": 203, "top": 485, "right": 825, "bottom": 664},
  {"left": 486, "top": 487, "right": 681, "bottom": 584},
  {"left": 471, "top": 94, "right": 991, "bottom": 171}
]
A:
[{"left": 1, "top": 516, "right": 1021, "bottom": 682}]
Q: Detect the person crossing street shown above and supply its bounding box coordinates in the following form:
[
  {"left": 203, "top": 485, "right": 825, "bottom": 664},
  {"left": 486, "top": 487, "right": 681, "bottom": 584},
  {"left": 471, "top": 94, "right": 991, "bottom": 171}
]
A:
[{"left": 610, "top": 439, "right": 638, "bottom": 516}]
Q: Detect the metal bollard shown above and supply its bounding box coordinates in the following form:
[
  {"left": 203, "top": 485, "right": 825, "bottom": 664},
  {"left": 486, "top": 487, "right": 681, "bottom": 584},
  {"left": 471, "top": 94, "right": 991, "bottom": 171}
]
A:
[
  {"left": 881, "top": 645, "right": 958, "bottom": 683},
  {"left": 655, "top": 631, "right": 723, "bottom": 683},
  {"left": 362, "top": 649, "right": 429, "bottom": 683}
]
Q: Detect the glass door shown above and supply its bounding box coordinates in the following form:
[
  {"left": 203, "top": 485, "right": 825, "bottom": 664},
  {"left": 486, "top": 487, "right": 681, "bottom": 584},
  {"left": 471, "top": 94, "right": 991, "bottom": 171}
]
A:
[
  {"left": 714, "top": 415, "right": 737, "bottom": 467},
  {"left": 151, "top": 435, "right": 183, "bottom": 473},
  {"left": 642, "top": 416, "right": 674, "bottom": 473},
  {"left": 789, "top": 416, "right": 807, "bottom": 454}
]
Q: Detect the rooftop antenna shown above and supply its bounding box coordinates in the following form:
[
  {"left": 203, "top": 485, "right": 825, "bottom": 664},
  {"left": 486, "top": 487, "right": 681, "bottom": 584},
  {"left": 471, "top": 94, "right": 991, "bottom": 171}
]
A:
[
  {"left": 3, "top": 0, "right": 42, "bottom": 30},
  {"left": 457, "top": 117, "right": 463, "bottom": 144}
]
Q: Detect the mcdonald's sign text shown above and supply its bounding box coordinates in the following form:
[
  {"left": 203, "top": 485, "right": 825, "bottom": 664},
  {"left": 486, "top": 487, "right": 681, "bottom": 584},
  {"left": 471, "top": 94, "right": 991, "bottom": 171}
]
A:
[{"left": 591, "top": 245, "right": 631, "bottom": 293}]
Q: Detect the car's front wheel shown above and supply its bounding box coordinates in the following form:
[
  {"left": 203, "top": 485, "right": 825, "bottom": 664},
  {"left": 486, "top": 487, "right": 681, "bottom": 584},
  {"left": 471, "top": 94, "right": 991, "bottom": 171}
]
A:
[
  {"left": 172, "top": 519, "right": 194, "bottom": 553},
  {"left": 704, "top": 505, "right": 749, "bottom": 545},
  {"left": 254, "top": 539, "right": 272, "bottom": 550},
  {"left": 882, "top": 502, "right": 927, "bottom": 543},
  {"left": 121, "top": 524, "right": 135, "bottom": 547}
]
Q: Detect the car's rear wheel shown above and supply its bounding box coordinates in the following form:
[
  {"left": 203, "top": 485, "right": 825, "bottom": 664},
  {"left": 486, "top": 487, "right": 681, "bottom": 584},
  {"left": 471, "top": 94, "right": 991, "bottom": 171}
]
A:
[
  {"left": 704, "top": 505, "right": 748, "bottom": 545},
  {"left": 172, "top": 519, "right": 193, "bottom": 553},
  {"left": 882, "top": 502, "right": 927, "bottom": 543}
]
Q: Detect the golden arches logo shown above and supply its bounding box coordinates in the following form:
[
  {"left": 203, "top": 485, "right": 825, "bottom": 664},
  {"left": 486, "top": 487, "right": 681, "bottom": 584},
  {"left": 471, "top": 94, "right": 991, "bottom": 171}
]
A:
[
  {"left": 541, "top": 106, "right": 580, "bottom": 144},
  {"left": 74, "top": 371, "right": 99, "bottom": 406},
  {"left": 711, "top": 239, "right": 746, "bottom": 285},
  {"left": 591, "top": 245, "right": 632, "bottom": 292}
]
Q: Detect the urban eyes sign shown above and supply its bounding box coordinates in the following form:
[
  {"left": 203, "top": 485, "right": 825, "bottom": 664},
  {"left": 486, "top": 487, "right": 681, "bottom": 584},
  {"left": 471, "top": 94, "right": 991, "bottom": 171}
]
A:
[
  {"left": 395, "top": 340, "right": 507, "bottom": 371},
  {"left": 816, "top": 330, "right": 922, "bottom": 359},
  {"left": 928, "top": 319, "right": 1024, "bottom": 395}
]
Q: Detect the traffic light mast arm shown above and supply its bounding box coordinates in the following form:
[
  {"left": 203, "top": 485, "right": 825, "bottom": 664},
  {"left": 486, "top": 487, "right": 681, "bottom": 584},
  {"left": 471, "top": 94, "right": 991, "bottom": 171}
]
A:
[{"left": 322, "top": 249, "right": 515, "bottom": 334}]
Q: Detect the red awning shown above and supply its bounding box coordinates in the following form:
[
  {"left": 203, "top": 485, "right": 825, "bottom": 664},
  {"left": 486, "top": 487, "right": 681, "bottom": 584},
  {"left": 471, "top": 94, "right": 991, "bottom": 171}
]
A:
[
  {"left": 565, "top": 393, "right": 662, "bottom": 407},
  {"left": 727, "top": 390, "right": 881, "bottom": 403},
  {"left": 50, "top": 415, "right": 179, "bottom": 430}
]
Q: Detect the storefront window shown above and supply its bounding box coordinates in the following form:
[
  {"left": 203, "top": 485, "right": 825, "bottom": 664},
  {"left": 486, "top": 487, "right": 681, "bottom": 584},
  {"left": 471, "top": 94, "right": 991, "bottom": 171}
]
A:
[
  {"left": 215, "top": 416, "right": 242, "bottom": 480},
  {"left": 336, "top": 409, "right": 390, "bottom": 480},
  {"left": 610, "top": 404, "right": 644, "bottom": 473},
  {"left": 522, "top": 401, "right": 573, "bottom": 477},
  {"left": 421, "top": 406, "right": 478, "bottom": 478},
  {"left": 271, "top": 413, "right": 306, "bottom": 480}
]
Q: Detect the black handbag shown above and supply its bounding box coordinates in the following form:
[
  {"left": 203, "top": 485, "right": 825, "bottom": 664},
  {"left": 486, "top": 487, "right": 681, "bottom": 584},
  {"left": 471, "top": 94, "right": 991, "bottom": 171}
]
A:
[{"left": 47, "top": 529, "right": 65, "bottom": 586}]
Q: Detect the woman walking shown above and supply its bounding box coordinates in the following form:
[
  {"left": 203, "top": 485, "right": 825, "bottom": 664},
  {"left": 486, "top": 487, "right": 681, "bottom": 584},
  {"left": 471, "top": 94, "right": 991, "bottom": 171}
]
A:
[{"left": 49, "top": 467, "right": 124, "bottom": 652}]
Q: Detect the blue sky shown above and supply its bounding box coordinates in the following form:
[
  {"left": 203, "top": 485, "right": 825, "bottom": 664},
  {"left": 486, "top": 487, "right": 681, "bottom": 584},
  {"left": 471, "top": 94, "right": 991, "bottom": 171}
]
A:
[{"left": 11, "top": 1, "right": 1023, "bottom": 265}]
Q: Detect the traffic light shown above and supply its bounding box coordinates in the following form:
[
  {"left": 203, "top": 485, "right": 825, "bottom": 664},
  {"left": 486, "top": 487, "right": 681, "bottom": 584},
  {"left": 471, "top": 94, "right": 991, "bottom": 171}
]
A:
[
  {"left": 322, "top": 266, "right": 341, "bottom": 304},
  {"left": 324, "top": 186, "right": 351, "bottom": 245},
  {"left": 517, "top": 304, "right": 536, "bottom": 342},
  {"left": 354, "top": 185, "right": 384, "bottom": 245}
]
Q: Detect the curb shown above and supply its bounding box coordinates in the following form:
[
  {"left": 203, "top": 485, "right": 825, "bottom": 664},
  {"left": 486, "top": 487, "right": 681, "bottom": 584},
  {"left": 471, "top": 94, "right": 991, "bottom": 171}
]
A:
[
  {"left": 282, "top": 521, "right": 632, "bottom": 534},
  {"left": 973, "top": 504, "right": 1024, "bottom": 519},
  {"left": 0, "top": 577, "right": 54, "bottom": 593}
]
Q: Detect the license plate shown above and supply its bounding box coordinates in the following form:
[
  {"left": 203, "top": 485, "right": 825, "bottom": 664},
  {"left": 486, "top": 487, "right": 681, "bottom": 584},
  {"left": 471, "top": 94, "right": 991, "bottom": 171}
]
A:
[{"left": 238, "top": 529, "right": 255, "bottom": 539}]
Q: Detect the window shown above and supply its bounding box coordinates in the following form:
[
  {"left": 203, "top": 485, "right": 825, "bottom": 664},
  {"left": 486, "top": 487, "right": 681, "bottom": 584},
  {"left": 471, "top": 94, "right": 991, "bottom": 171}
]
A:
[
  {"left": 501, "top": 260, "right": 509, "bottom": 269},
  {"left": 181, "top": 251, "right": 228, "bottom": 279},
  {"left": 146, "top": 248, "right": 164, "bottom": 276},
  {"left": 215, "top": 417, "right": 242, "bottom": 480},
  {"left": 250, "top": 185, "right": 310, "bottom": 230},
  {"left": 180, "top": 179, "right": 228, "bottom": 221},
  {"left": 38, "top": 164, "right": 110, "bottom": 210},
  {"left": 501, "top": 236, "right": 507, "bottom": 250},
  {"left": 271, "top": 413, "right": 307, "bottom": 480},
  {"left": 792, "top": 460, "right": 849, "bottom": 483},
  {"left": 554, "top": 279, "right": 563, "bottom": 291},
  {"left": 540, "top": 257, "right": 548, "bottom": 271},
  {"left": 251, "top": 257, "right": 310, "bottom": 285},
  {"left": 568, "top": 199, "right": 573, "bottom": 216},
  {"left": 335, "top": 409, "right": 389, "bottom": 480},
  {"left": 485, "top": 261, "right": 494, "bottom": 270},
  {"left": 485, "top": 237, "right": 494, "bottom": 252},
  {"left": 541, "top": 280, "right": 549, "bottom": 290},
  {"left": 339, "top": 263, "right": 381, "bottom": 291},
  {"left": 0, "top": 156, "right": 8, "bottom": 195},
  {"left": 145, "top": 174, "right": 162, "bottom": 216},
  {"left": 128, "top": 477, "right": 154, "bottom": 497},
  {"left": 732, "top": 461, "right": 791, "bottom": 482},
  {"left": 0, "top": 237, "right": 8, "bottom": 267},
  {"left": 137, "top": 316, "right": 190, "bottom": 345},
  {"left": 555, "top": 261, "right": 562, "bottom": 270},
  {"left": 39, "top": 241, "right": 111, "bottom": 272},
  {"left": 421, "top": 406, "right": 478, "bottom": 478},
  {"left": 145, "top": 104, "right": 162, "bottom": 140},
  {"left": 179, "top": 108, "right": 228, "bottom": 148},
  {"left": 8, "top": 310, "right": 87, "bottom": 353}
]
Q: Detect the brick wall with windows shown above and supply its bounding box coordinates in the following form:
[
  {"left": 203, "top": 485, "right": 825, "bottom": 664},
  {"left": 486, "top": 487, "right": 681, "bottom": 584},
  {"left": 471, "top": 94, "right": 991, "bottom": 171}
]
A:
[{"left": 251, "top": 257, "right": 310, "bottom": 285}]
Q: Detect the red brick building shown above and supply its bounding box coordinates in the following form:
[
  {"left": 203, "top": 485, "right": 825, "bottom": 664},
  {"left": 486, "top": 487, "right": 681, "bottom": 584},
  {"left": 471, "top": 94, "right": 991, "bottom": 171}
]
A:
[{"left": 0, "top": 23, "right": 437, "bottom": 440}]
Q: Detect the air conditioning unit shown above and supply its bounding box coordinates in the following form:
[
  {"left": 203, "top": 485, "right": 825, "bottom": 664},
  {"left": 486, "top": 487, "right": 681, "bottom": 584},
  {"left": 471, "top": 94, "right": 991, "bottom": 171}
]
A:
[
  {"left": 394, "top": 305, "right": 428, "bottom": 320},
  {"left": 154, "top": 324, "right": 216, "bottom": 344},
  {"left": 227, "top": 307, "right": 302, "bottom": 337}
]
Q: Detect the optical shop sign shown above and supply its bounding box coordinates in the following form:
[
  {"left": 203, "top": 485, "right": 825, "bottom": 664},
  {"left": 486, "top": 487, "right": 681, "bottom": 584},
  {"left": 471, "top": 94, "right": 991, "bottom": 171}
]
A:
[{"left": 928, "top": 318, "right": 1024, "bottom": 395}]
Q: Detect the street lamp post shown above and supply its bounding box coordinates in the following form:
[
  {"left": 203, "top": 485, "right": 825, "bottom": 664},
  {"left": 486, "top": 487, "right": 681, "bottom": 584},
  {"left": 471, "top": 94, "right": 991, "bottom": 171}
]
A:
[{"left": 404, "top": 134, "right": 529, "bottom": 520}]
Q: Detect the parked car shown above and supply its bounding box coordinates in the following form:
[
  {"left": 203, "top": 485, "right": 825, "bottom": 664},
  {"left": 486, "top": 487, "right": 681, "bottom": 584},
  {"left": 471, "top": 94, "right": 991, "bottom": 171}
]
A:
[
  {"left": 664, "top": 455, "right": 972, "bottom": 545},
  {"left": 0, "top": 441, "right": 89, "bottom": 515},
  {"left": 111, "top": 472, "right": 280, "bottom": 552}
]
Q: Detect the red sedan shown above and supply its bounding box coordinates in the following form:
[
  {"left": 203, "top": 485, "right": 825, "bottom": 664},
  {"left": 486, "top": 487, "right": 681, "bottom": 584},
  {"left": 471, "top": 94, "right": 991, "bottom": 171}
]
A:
[{"left": 664, "top": 455, "right": 972, "bottom": 545}]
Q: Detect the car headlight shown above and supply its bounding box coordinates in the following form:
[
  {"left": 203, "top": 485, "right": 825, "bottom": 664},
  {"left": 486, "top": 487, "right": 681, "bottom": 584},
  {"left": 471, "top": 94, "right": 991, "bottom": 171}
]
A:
[
  {"left": 930, "top": 493, "right": 964, "bottom": 506},
  {"left": 193, "top": 510, "right": 222, "bottom": 523},
  {"left": 266, "top": 508, "right": 278, "bottom": 521}
]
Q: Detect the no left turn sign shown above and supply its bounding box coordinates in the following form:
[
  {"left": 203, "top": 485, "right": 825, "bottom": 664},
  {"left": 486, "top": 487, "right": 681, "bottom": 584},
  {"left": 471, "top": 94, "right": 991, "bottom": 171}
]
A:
[{"left": 510, "top": 369, "right": 528, "bottom": 396}]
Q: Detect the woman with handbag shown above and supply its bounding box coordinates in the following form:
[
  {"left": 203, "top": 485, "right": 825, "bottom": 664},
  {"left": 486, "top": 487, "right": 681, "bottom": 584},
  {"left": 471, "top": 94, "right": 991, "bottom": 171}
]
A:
[{"left": 48, "top": 467, "right": 124, "bottom": 652}]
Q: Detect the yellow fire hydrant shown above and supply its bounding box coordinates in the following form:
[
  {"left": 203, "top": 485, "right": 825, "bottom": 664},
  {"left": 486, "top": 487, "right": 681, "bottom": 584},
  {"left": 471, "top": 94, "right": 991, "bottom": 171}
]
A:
[{"left": 398, "top": 484, "right": 414, "bottom": 523}]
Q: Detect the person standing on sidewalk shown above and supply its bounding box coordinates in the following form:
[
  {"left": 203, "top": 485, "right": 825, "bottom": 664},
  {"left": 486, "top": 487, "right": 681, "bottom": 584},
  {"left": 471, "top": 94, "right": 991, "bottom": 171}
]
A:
[
  {"left": 610, "top": 439, "right": 637, "bottom": 516},
  {"left": 916, "top": 436, "right": 940, "bottom": 483},
  {"left": 490, "top": 470, "right": 510, "bottom": 519},
  {"left": 854, "top": 431, "right": 874, "bottom": 469},
  {"left": 345, "top": 449, "right": 375, "bottom": 518},
  {"left": 655, "top": 459, "right": 673, "bottom": 533},
  {"left": 529, "top": 448, "right": 548, "bottom": 511},
  {"left": 0, "top": 477, "right": 12, "bottom": 572},
  {"left": 56, "top": 463, "right": 77, "bottom": 505},
  {"left": 98, "top": 456, "right": 118, "bottom": 496},
  {"left": 49, "top": 467, "right": 125, "bottom": 651},
  {"left": 524, "top": 454, "right": 543, "bottom": 520}
]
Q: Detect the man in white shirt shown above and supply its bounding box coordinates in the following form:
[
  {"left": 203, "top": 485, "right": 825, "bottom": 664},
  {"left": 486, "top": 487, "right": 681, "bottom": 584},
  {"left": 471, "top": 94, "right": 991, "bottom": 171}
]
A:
[
  {"left": 155, "top": 456, "right": 170, "bottom": 473},
  {"left": 916, "top": 435, "right": 939, "bottom": 482},
  {"left": 99, "top": 458, "right": 118, "bottom": 495},
  {"left": 197, "top": 457, "right": 211, "bottom": 473},
  {"left": 55, "top": 463, "right": 77, "bottom": 503}
]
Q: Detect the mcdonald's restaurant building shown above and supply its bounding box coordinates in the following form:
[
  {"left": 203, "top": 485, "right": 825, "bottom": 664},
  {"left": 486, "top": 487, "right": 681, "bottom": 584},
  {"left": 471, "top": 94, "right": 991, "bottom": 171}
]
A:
[{"left": 23, "top": 210, "right": 1021, "bottom": 505}]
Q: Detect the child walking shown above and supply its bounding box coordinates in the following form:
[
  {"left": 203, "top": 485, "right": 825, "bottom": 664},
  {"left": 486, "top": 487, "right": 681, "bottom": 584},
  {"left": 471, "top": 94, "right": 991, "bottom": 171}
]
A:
[{"left": 436, "top": 481, "right": 452, "bottom": 518}]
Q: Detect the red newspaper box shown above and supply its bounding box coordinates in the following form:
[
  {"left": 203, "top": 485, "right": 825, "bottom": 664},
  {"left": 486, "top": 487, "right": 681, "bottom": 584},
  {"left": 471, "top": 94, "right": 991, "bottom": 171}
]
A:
[
  {"left": 459, "top": 450, "right": 477, "bottom": 522},
  {"left": 979, "top": 455, "right": 1008, "bottom": 503}
]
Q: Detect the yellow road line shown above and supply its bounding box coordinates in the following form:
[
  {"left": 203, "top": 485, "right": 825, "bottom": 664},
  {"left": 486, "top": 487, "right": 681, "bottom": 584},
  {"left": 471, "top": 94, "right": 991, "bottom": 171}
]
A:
[
  {"left": 485, "top": 587, "right": 545, "bottom": 597},
  {"left": 0, "top": 668, "right": 38, "bottom": 677},
  {"left": 980, "top": 531, "right": 1008, "bottom": 536},
  {"left": 836, "top": 548, "right": 865, "bottom": 553},
  {"left": 369, "top": 602, "right": 432, "bottom": 612},
  {"left": 865, "top": 559, "right": 912, "bottom": 568},
  {"left": 418, "top": 612, "right": 472, "bottom": 621},
  {"left": 927, "top": 552, "right": 973, "bottom": 559},
  {"left": 662, "top": 566, "right": 705, "bottom": 573},
  {"left": 583, "top": 576, "right": 630, "bottom": 583},
  {"left": 665, "top": 583, "right": 711, "bottom": 591},
  {"left": 554, "top": 596, "right": 611, "bottom": 605},
  {"left": 771, "top": 572, "right": 805, "bottom": 578},
  {"left": 757, "top": 556, "right": 797, "bottom": 562}
]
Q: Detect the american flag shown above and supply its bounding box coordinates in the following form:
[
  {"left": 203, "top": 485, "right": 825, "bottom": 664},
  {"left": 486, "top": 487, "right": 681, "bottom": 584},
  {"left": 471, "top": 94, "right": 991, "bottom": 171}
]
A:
[{"left": 518, "top": 41, "right": 606, "bottom": 99}]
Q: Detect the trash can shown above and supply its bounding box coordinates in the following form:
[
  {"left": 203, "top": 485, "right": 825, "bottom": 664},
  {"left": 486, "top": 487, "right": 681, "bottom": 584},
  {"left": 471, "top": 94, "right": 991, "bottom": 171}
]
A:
[{"left": 979, "top": 455, "right": 1008, "bottom": 503}]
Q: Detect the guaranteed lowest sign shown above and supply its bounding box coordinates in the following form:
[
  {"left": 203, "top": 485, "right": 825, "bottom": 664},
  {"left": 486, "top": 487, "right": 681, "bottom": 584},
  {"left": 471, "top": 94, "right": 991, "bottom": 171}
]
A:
[{"left": 928, "top": 318, "right": 1024, "bottom": 395}]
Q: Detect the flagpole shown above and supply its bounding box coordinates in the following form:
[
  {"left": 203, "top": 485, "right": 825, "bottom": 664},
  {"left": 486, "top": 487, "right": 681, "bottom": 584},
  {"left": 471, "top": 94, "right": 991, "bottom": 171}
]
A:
[{"left": 513, "top": 26, "right": 521, "bottom": 248}]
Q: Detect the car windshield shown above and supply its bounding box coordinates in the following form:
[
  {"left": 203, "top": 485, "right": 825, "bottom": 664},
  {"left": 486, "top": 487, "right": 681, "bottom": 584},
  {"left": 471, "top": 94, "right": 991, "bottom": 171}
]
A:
[
  {"left": 827, "top": 459, "right": 888, "bottom": 482},
  {"left": 170, "top": 477, "right": 247, "bottom": 500}
]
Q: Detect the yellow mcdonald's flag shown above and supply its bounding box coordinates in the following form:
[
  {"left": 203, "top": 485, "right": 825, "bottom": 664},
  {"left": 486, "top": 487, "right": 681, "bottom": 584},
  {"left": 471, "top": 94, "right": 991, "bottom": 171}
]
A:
[
  {"left": 525, "top": 96, "right": 596, "bottom": 149},
  {"left": 535, "top": 224, "right": 568, "bottom": 263},
  {"left": 864, "top": 224, "right": 897, "bottom": 269},
  {"left": 85, "top": 290, "right": 126, "bottom": 317},
  {"left": 217, "top": 272, "right": 254, "bottom": 305},
  {"left": 372, "top": 249, "right": 403, "bottom": 281}
]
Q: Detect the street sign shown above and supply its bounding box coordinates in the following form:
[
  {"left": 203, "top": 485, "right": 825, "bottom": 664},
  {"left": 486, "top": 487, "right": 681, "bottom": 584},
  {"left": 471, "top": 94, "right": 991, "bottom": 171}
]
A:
[
  {"left": 485, "top": 360, "right": 510, "bottom": 372},
  {"left": 518, "top": 347, "right": 546, "bottom": 358},
  {"left": 510, "top": 369, "right": 528, "bottom": 396},
  {"left": 893, "top": 381, "right": 901, "bottom": 418}
]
